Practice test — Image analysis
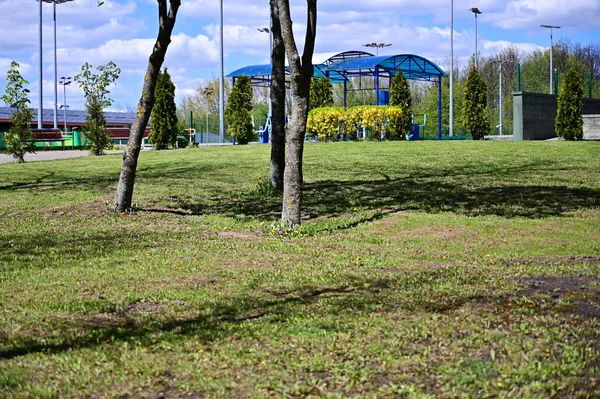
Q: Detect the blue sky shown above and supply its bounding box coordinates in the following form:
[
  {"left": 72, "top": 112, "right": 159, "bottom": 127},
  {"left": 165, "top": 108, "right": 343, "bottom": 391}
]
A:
[{"left": 0, "top": 0, "right": 599, "bottom": 111}]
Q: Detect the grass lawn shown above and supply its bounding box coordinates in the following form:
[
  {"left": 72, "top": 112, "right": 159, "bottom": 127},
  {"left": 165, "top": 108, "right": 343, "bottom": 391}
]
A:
[{"left": 1, "top": 141, "right": 600, "bottom": 398}]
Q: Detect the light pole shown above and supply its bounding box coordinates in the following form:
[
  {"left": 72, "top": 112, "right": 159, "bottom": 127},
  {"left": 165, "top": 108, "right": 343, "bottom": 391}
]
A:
[
  {"left": 492, "top": 60, "right": 510, "bottom": 135},
  {"left": 40, "top": 0, "right": 74, "bottom": 130},
  {"left": 470, "top": 7, "right": 482, "bottom": 70},
  {"left": 450, "top": 0, "right": 454, "bottom": 137},
  {"left": 541, "top": 24, "right": 561, "bottom": 95},
  {"left": 59, "top": 76, "right": 71, "bottom": 143},
  {"left": 38, "top": 0, "right": 43, "bottom": 129},
  {"left": 362, "top": 42, "right": 392, "bottom": 56},
  {"left": 257, "top": 27, "right": 272, "bottom": 117},
  {"left": 219, "top": 0, "right": 225, "bottom": 143},
  {"left": 203, "top": 87, "right": 214, "bottom": 141}
]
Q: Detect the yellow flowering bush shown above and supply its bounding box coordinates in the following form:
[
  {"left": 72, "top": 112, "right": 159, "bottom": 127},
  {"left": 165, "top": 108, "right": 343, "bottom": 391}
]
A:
[
  {"left": 306, "top": 105, "right": 407, "bottom": 141},
  {"left": 307, "top": 107, "right": 345, "bottom": 141}
]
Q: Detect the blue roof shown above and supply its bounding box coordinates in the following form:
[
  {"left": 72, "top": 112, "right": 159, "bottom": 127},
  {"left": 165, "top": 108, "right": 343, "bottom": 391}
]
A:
[
  {"left": 227, "top": 64, "right": 346, "bottom": 85},
  {"left": 226, "top": 64, "right": 274, "bottom": 87},
  {"left": 226, "top": 52, "right": 447, "bottom": 85},
  {"left": 328, "top": 54, "right": 447, "bottom": 81},
  {"left": 0, "top": 106, "right": 138, "bottom": 126}
]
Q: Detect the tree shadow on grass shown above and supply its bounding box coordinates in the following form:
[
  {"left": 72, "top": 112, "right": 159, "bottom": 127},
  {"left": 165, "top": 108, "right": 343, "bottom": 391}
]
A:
[
  {"left": 0, "top": 270, "right": 490, "bottom": 360},
  {"left": 160, "top": 176, "right": 600, "bottom": 222}
]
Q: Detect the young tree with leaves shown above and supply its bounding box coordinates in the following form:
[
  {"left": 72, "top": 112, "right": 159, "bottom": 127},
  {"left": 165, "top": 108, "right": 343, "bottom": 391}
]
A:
[
  {"left": 115, "top": 0, "right": 181, "bottom": 212},
  {"left": 74, "top": 61, "right": 121, "bottom": 155},
  {"left": 556, "top": 67, "right": 584, "bottom": 140},
  {"left": 275, "top": 0, "right": 317, "bottom": 228},
  {"left": 389, "top": 68, "right": 413, "bottom": 136},
  {"left": 150, "top": 68, "right": 178, "bottom": 149},
  {"left": 309, "top": 77, "right": 334, "bottom": 110},
  {"left": 225, "top": 76, "right": 255, "bottom": 145},
  {"left": 463, "top": 68, "right": 489, "bottom": 140},
  {"left": 1, "top": 61, "right": 35, "bottom": 163}
]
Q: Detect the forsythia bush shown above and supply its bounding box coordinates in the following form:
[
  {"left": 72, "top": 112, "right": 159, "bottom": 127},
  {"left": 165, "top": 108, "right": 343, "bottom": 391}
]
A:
[
  {"left": 307, "top": 106, "right": 407, "bottom": 141},
  {"left": 307, "top": 107, "right": 345, "bottom": 141}
]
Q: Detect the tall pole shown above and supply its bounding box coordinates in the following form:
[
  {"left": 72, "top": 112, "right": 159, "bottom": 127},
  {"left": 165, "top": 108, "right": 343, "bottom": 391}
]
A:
[
  {"left": 38, "top": 0, "right": 43, "bottom": 129},
  {"left": 541, "top": 25, "right": 561, "bottom": 95},
  {"left": 470, "top": 8, "right": 482, "bottom": 70},
  {"left": 219, "top": 0, "right": 225, "bottom": 143},
  {"left": 493, "top": 60, "right": 509, "bottom": 135},
  {"left": 53, "top": 1, "right": 58, "bottom": 129},
  {"left": 449, "top": 0, "right": 454, "bottom": 137},
  {"left": 59, "top": 76, "right": 71, "bottom": 146},
  {"left": 268, "top": 21, "right": 272, "bottom": 119},
  {"left": 550, "top": 28, "right": 553, "bottom": 94},
  {"left": 499, "top": 62, "right": 503, "bottom": 135}
]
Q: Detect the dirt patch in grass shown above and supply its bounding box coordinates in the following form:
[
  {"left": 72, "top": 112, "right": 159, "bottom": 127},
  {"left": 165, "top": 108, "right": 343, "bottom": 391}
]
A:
[
  {"left": 506, "top": 255, "right": 600, "bottom": 267},
  {"left": 217, "top": 230, "right": 262, "bottom": 239},
  {"left": 368, "top": 217, "right": 469, "bottom": 239},
  {"left": 135, "top": 388, "right": 206, "bottom": 399},
  {"left": 505, "top": 255, "right": 600, "bottom": 267},
  {"left": 514, "top": 275, "right": 600, "bottom": 319},
  {"left": 125, "top": 300, "right": 187, "bottom": 315}
]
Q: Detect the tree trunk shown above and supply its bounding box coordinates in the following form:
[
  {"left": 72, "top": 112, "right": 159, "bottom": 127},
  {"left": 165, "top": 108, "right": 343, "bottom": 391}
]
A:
[
  {"left": 277, "top": 0, "right": 317, "bottom": 229},
  {"left": 269, "top": 0, "right": 286, "bottom": 191},
  {"left": 114, "top": 0, "right": 180, "bottom": 212}
]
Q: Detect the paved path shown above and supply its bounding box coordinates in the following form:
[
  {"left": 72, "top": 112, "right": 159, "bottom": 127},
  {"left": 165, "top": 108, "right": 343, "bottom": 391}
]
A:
[{"left": 0, "top": 150, "right": 123, "bottom": 165}]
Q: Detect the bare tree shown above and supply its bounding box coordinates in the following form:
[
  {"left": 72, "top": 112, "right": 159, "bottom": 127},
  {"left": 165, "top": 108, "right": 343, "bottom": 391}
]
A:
[
  {"left": 269, "top": 0, "right": 286, "bottom": 191},
  {"left": 114, "top": 0, "right": 180, "bottom": 212},
  {"left": 276, "top": 0, "right": 317, "bottom": 228}
]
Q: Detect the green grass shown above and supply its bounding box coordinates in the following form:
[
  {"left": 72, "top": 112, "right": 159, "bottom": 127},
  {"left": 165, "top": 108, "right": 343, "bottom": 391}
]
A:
[{"left": 1, "top": 141, "right": 600, "bottom": 398}]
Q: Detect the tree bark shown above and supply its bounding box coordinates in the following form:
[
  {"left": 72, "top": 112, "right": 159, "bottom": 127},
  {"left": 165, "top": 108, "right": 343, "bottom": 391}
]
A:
[
  {"left": 114, "top": 0, "right": 180, "bottom": 212},
  {"left": 277, "top": 0, "right": 317, "bottom": 228},
  {"left": 269, "top": 0, "right": 286, "bottom": 192}
]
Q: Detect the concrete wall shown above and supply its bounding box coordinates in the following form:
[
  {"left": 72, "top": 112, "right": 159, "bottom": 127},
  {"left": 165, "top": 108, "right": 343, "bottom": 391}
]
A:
[
  {"left": 513, "top": 92, "right": 600, "bottom": 140},
  {"left": 583, "top": 115, "right": 600, "bottom": 140}
]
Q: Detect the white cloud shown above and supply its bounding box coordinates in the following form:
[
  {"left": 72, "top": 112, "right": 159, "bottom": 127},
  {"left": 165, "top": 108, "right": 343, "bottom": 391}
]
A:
[{"left": 482, "top": 40, "right": 544, "bottom": 56}]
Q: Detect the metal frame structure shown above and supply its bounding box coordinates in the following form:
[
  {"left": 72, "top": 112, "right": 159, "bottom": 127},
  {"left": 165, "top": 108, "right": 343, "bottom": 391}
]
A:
[{"left": 227, "top": 51, "right": 447, "bottom": 139}]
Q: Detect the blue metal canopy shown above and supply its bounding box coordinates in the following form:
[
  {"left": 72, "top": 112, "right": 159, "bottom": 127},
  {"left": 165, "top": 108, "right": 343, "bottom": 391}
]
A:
[
  {"left": 327, "top": 54, "right": 447, "bottom": 82},
  {"left": 226, "top": 51, "right": 447, "bottom": 140},
  {"left": 227, "top": 63, "right": 347, "bottom": 85},
  {"left": 227, "top": 53, "right": 446, "bottom": 85},
  {"left": 227, "top": 64, "right": 274, "bottom": 87}
]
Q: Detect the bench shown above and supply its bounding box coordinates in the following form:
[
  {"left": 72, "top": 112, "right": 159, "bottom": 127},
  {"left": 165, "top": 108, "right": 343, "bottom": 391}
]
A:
[{"left": 32, "top": 129, "right": 66, "bottom": 150}]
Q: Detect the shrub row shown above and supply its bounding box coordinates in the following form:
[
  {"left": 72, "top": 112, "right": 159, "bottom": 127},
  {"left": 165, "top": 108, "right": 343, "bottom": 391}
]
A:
[{"left": 306, "top": 106, "right": 409, "bottom": 141}]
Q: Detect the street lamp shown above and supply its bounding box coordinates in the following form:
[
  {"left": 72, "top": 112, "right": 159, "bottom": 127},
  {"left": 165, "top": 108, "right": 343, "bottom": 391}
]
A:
[
  {"left": 257, "top": 27, "right": 272, "bottom": 117},
  {"left": 203, "top": 87, "right": 214, "bottom": 141},
  {"left": 59, "top": 76, "right": 71, "bottom": 143},
  {"left": 450, "top": 0, "right": 454, "bottom": 137},
  {"left": 470, "top": 7, "right": 482, "bottom": 70},
  {"left": 492, "top": 60, "right": 511, "bottom": 135},
  {"left": 362, "top": 42, "right": 392, "bottom": 56},
  {"left": 541, "top": 24, "right": 561, "bottom": 95},
  {"left": 39, "top": 0, "right": 74, "bottom": 130},
  {"left": 219, "top": 0, "right": 225, "bottom": 143}
]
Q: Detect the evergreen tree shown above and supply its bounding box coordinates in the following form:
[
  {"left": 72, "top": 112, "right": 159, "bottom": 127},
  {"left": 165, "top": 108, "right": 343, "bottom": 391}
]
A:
[
  {"left": 309, "top": 77, "right": 334, "bottom": 110},
  {"left": 225, "top": 76, "right": 255, "bottom": 144},
  {"left": 389, "top": 68, "right": 413, "bottom": 135},
  {"left": 556, "top": 68, "right": 584, "bottom": 140},
  {"left": 1, "top": 61, "right": 35, "bottom": 163},
  {"left": 463, "top": 68, "right": 489, "bottom": 140},
  {"left": 150, "top": 68, "right": 178, "bottom": 149}
]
